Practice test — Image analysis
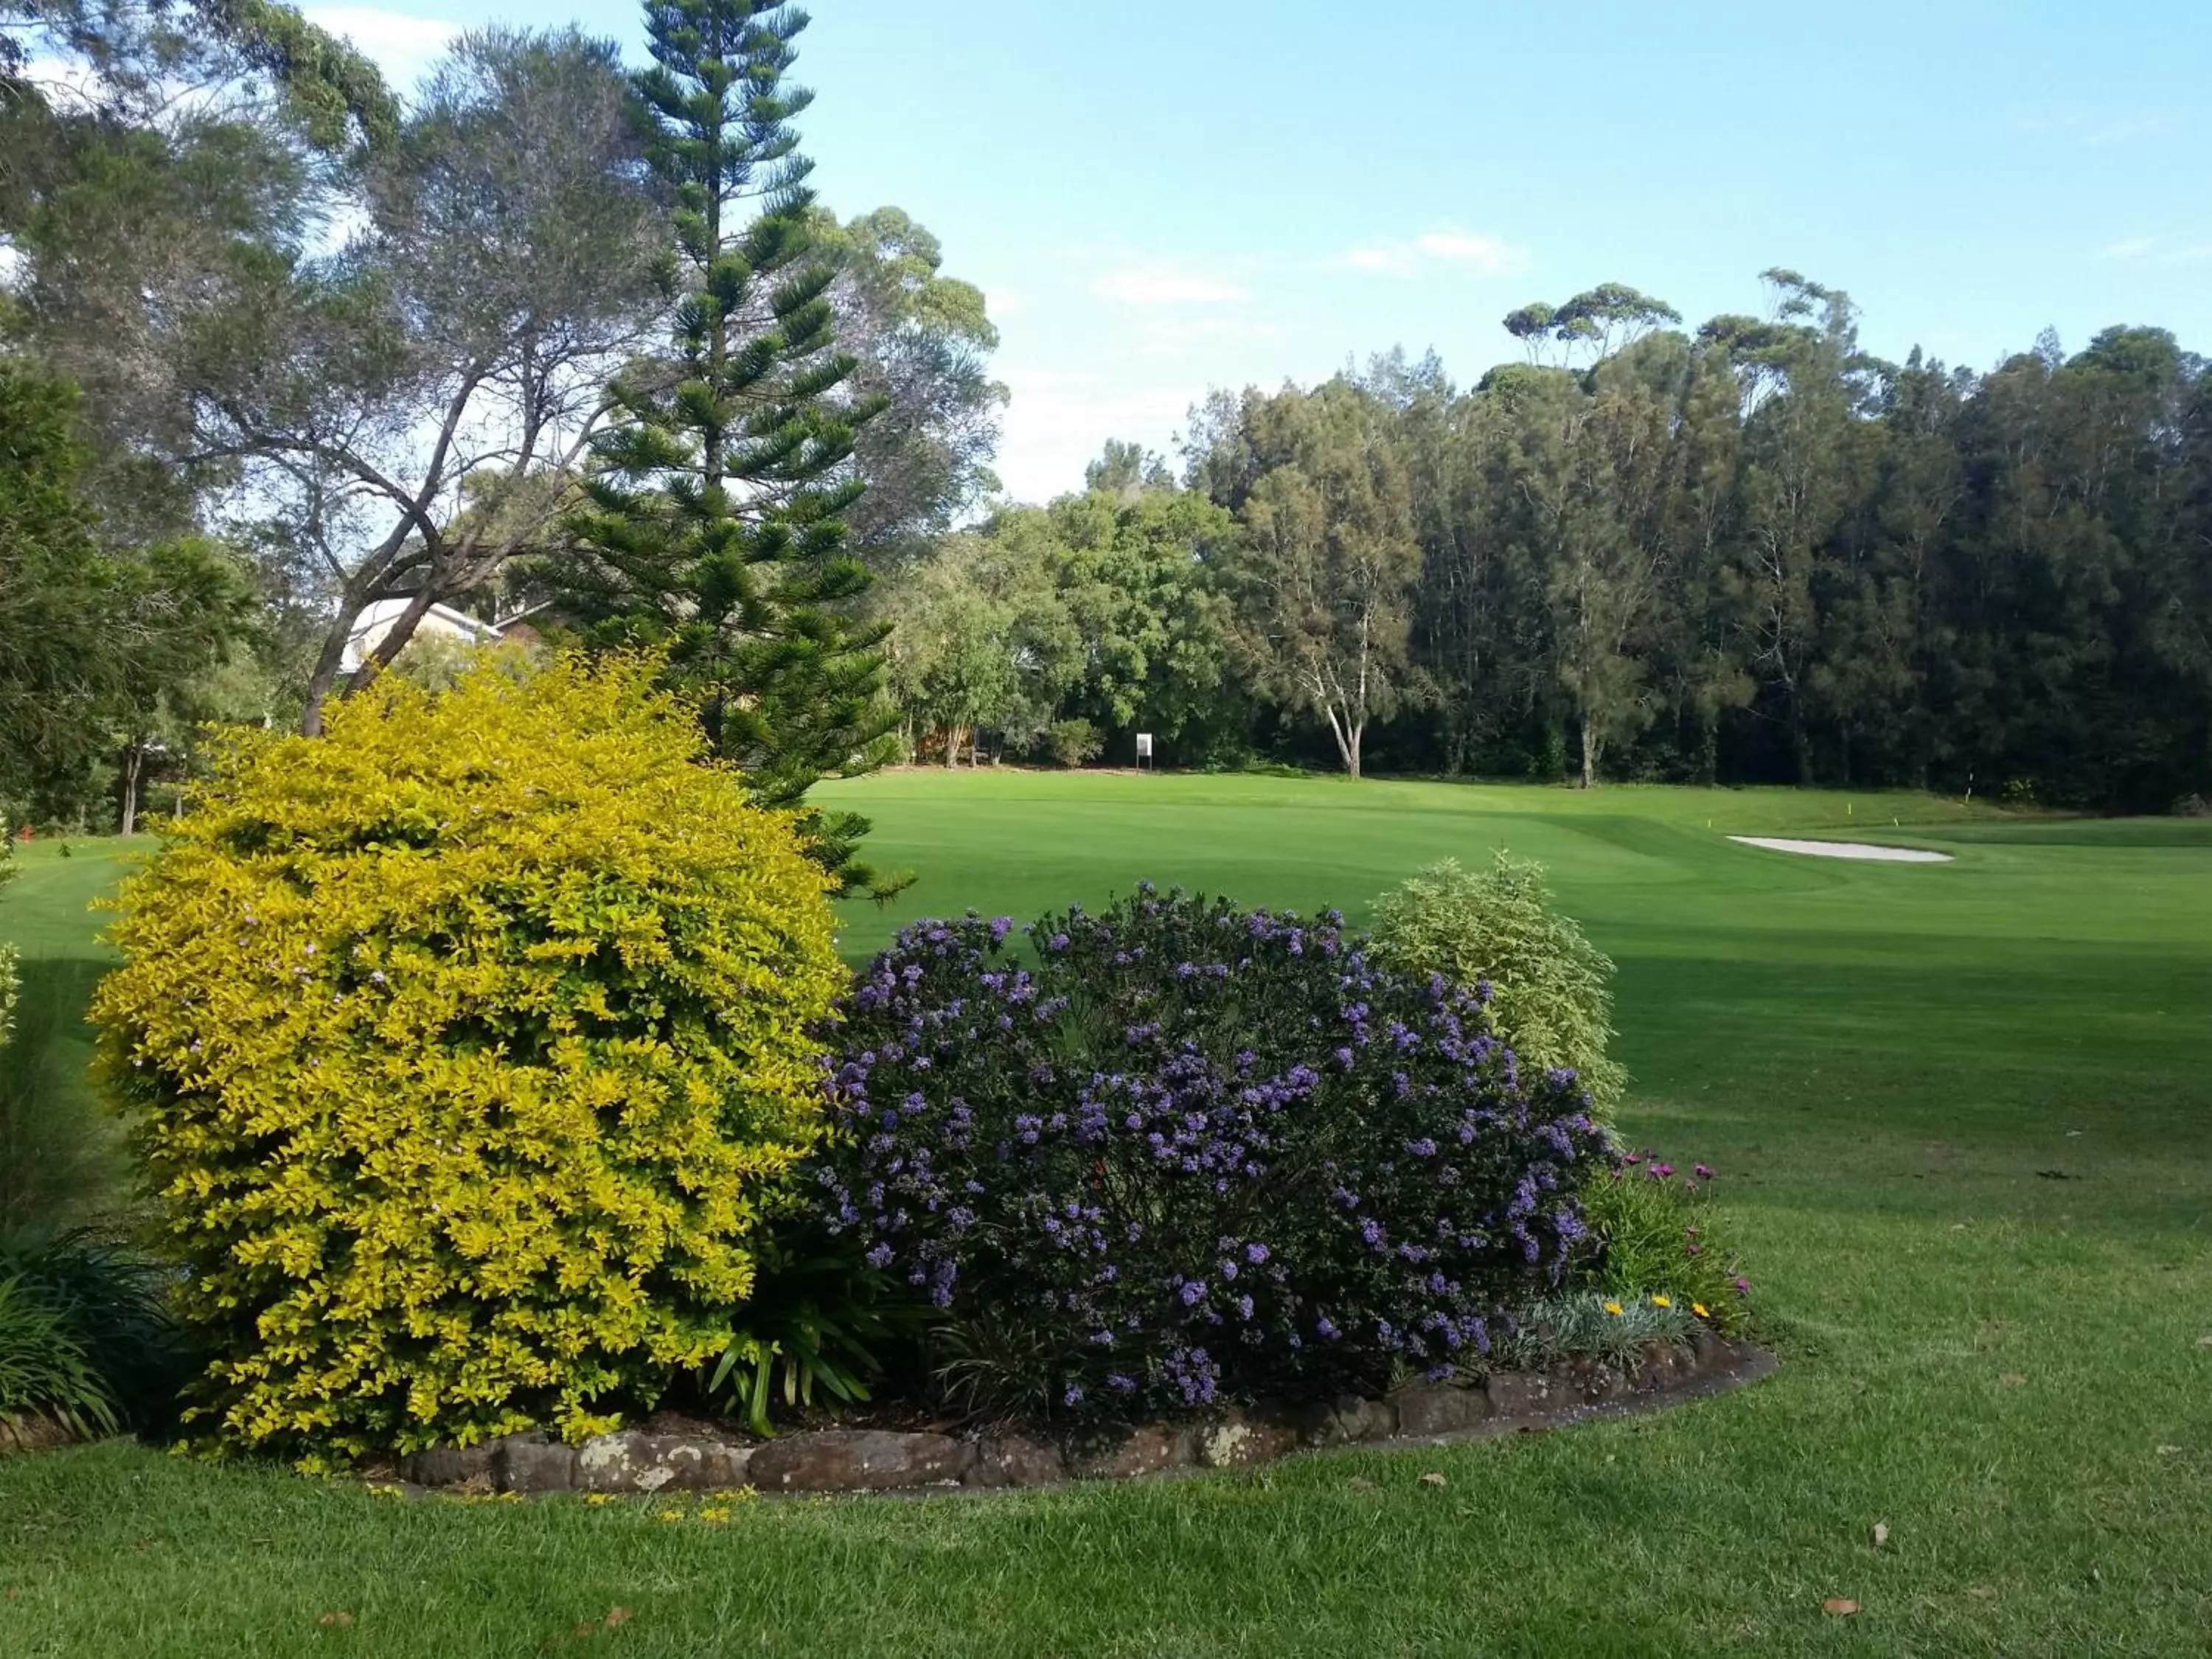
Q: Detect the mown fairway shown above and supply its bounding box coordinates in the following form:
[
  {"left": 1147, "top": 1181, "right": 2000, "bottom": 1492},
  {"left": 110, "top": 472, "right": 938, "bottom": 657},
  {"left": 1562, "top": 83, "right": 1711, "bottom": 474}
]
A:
[{"left": 3, "top": 775, "right": 2209, "bottom": 1658}]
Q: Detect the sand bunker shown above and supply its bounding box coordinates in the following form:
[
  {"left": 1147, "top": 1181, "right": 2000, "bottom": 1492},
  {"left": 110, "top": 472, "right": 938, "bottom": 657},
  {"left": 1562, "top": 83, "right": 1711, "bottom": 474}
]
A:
[{"left": 1728, "top": 836, "right": 1953, "bottom": 863}]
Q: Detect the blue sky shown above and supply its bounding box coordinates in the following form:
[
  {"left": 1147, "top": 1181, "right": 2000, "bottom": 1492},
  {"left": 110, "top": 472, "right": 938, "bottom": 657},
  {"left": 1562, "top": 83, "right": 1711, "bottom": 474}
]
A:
[{"left": 308, "top": 0, "right": 2212, "bottom": 501}]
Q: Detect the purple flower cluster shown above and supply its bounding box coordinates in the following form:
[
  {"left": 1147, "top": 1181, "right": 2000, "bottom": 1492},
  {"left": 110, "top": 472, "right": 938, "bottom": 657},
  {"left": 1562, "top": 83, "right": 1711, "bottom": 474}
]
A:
[{"left": 816, "top": 888, "right": 1607, "bottom": 1421}]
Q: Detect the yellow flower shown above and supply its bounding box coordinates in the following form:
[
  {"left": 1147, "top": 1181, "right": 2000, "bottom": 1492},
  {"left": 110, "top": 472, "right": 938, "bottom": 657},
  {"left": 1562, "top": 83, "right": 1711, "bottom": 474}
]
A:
[
  {"left": 698, "top": 1506, "right": 731, "bottom": 1524},
  {"left": 1651, "top": 1295, "right": 1672, "bottom": 1309},
  {"left": 584, "top": 1492, "right": 613, "bottom": 1506},
  {"left": 1603, "top": 1301, "right": 1624, "bottom": 1316},
  {"left": 1692, "top": 1302, "right": 1710, "bottom": 1319},
  {"left": 655, "top": 1509, "right": 684, "bottom": 1523}
]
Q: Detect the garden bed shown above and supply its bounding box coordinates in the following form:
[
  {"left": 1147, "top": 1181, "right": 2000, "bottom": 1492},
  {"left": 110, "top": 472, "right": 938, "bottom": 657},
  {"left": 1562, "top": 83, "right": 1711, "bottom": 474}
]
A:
[{"left": 378, "top": 1334, "right": 1775, "bottom": 1498}]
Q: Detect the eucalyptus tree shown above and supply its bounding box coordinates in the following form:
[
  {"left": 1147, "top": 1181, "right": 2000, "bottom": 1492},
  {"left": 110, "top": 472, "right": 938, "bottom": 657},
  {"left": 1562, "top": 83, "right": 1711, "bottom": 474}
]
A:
[
  {"left": 1, "top": 0, "right": 394, "bottom": 545},
  {"left": 817, "top": 204, "right": 1004, "bottom": 555},
  {"left": 183, "top": 27, "right": 667, "bottom": 731},
  {"left": 1227, "top": 383, "right": 1422, "bottom": 777}
]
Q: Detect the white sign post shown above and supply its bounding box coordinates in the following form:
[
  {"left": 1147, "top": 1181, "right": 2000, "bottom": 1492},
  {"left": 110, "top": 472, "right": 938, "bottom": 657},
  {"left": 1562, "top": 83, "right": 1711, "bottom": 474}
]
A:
[{"left": 1135, "top": 732, "right": 1154, "bottom": 772}]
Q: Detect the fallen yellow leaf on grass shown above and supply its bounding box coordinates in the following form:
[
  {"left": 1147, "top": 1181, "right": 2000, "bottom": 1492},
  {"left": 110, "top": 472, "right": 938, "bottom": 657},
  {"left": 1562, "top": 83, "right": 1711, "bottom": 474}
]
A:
[
  {"left": 2000, "top": 1373, "right": 2026, "bottom": 1387},
  {"left": 316, "top": 1611, "right": 353, "bottom": 1628},
  {"left": 1419, "top": 1472, "right": 1446, "bottom": 1488},
  {"left": 1821, "top": 1599, "right": 1859, "bottom": 1616}
]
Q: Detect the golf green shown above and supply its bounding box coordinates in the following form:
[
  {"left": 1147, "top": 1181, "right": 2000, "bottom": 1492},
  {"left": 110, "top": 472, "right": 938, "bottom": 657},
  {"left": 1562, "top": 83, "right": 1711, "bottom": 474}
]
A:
[{"left": 2, "top": 776, "right": 2208, "bottom": 1657}]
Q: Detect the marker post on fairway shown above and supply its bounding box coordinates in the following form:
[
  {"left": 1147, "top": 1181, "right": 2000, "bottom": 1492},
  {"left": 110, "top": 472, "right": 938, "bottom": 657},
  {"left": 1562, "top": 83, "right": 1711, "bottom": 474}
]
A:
[{"left": 1135, "top": 732, "right": 1154, "bottom": 773}]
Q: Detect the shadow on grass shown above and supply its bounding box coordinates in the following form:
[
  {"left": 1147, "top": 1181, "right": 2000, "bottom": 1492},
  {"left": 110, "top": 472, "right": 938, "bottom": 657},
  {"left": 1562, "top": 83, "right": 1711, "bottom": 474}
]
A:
[{"left": 0, "top": 956, "right": 128, "bottom": 1231}]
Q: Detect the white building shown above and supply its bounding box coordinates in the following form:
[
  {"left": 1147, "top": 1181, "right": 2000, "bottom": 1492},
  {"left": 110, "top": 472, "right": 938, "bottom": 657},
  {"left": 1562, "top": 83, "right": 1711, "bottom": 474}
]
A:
[{"left": 338, "top": 599, "right": 506, "bottom": 674}]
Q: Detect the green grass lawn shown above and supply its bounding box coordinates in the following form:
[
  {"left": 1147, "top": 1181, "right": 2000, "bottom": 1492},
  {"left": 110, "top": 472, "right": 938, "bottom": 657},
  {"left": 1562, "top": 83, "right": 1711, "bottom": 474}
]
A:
[{"left": 4, "top": 778, "right": 2209, "bottom": 1657}]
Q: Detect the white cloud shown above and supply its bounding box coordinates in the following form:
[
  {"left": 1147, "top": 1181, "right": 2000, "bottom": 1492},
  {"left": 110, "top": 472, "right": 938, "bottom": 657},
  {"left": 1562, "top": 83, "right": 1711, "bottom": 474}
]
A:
[
  {"left": 1341, "top": 244, "right": 1416, "bottom": 275},
  {"left": 1130, "top": 314, "right": 1281, "bottom": 358},
  {"left": 1338, "top": 228, "right": 1527, "bottom": 279},
  {"left": 304, "top": 6, "right": 462, "bottom": 95},
  {"left": 2086, "top": 114, "right": 2183, "bottom": 147},
  {"left": 1093, "top": 265, "right": 1251, "bottom": 306},
  {"left": 2014, "top": 108, "right": 2185, "bottom": 147},
  {"left": 2098, "top": 235, "right": 2212, "bottom": 268},
  {"left": 992, "top": 366, "right": 1199, "bottom": 501},
  {"left": 1413, "top": 231, "right": 1522, "bottom": 270}
]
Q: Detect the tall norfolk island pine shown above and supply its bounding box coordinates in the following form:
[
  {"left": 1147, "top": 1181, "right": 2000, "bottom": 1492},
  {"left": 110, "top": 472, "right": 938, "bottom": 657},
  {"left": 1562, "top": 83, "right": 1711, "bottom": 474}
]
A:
[{"left": 563, "top": 0, "right": 897, "bottom": 890}]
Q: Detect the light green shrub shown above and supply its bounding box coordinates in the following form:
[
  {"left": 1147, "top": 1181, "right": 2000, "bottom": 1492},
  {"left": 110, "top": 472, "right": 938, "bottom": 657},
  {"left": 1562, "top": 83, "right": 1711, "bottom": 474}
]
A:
[
  {"left": 91, "top": 655, "right": 847, "bottom": 1464},
  {"left": 1367, "top": 852, "right": 1627, "bottom": 1118},
  {"left": 1043, "top": 718, "right": 1103, "bottom": 768}
]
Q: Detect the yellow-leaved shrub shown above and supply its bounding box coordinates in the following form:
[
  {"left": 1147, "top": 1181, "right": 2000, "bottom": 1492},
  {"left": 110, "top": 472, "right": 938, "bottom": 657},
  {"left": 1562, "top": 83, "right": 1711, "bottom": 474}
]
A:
[{"left": 91, "top": 656, "right": 844, "bottom": 1463}]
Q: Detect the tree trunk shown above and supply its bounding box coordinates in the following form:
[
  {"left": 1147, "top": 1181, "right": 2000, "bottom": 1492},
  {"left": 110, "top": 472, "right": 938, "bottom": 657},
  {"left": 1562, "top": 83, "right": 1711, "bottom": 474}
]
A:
[
  {"left": 118, "top": 745, "right": 143, "bottom": 836},
  {"left": 1579, "top": 721, "right": 1600, "bottom": 790},
  {"left": 1346, "top": 723, "right": 1363, "bottom": 779},
  {"left": 942, "top": 725, "right": 962, "bottom": 768},
  {"left": 299, "top": 617, "right": 355, "bottom": 737}
]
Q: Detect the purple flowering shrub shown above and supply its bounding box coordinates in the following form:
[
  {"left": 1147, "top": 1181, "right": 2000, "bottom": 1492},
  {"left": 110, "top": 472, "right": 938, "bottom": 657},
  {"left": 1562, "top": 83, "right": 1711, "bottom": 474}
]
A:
[{"left": 816, "top": 887, "right": 1610, "bottom": 1419}]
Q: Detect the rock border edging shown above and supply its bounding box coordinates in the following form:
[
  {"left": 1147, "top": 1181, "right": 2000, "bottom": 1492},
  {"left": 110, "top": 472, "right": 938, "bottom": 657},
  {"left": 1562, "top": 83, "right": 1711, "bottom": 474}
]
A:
[{"left": 394, "top": 1333, "right": 1776, "bottom": 1497}]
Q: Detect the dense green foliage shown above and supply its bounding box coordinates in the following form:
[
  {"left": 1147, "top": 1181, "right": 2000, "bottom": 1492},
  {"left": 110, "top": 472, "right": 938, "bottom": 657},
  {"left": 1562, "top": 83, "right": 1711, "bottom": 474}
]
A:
[
  {"left": 556, "top": 0, "right": 898, "bottom": 891},
  {"left": 0, "top": 1273, "right": 116, "bottom": 1440},
  {"left": 2, "top": 777, "right": 2208, "bottom": 1652},
  {"left": 875, "top": 487, "right": 1240, "bottom": 765},
  {"left": 1575, "top": 1154, "right": 1749, "bottom": 1335},
  {"left": 89, "top": 658, "right": 846, "bottom": 1461},
  {"left": 703, "top": 1217, "right": 907, "bottom": 1438},
  {"left": 0, "top": 1227, "right": 190, "bottom": 1428},
  {"left": 1368, "top": 853, "right": 1626, "bottom": 1119},
  {"left": 0, "top": 361, "right": 251, "bottom": 818}
]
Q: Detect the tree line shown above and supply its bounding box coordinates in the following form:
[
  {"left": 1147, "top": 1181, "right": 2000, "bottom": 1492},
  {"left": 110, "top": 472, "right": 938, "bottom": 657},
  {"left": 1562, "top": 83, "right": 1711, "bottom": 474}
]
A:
[
  {"left": 883, "top": 274, "right": 2212, "bottom": 810},
  {"left": 4, "top": 1, "right": 2208, "bottom": 840}
]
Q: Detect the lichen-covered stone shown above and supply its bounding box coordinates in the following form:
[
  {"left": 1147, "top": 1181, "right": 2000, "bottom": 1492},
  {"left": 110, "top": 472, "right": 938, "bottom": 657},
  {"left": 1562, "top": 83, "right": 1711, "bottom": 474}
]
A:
[
  {"left": 491, "top": 1434, "right": 577, "bottom": 1493},
  {"left": 748, "top": 1430, "right": 972, "bottom": 1492},
  {"left": 1637, "top": 1341, "right": 1690, "bottom": 1390},
  {"left": 1194, "top": 1409, "right": 1305, "bottom": 1469},
  {"left": 1385, "top": 1381, "right": 1493, "bottom": 1438},
  {"left": 399, "top": 1442, "right": 495, "bottom": 1488},
  {"left": 575, "top": 1430, "right": 752, "bottom": 1493},
  {"left": 1069, "top": 1422, "right": 1197, "bottom": 1481},
  {"left": 1298, "top": 1394, "right": 1398, "bottom": 1446},
  {"left": 0, "top": 1413, "right": 78, "bottom": 1456},
  {"left": 963, "top": 1433, "right": 1068, "bottom": 1488},
  {"left": 1484, "top": 1368, "right": 1566, "bottom": 1420}
]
